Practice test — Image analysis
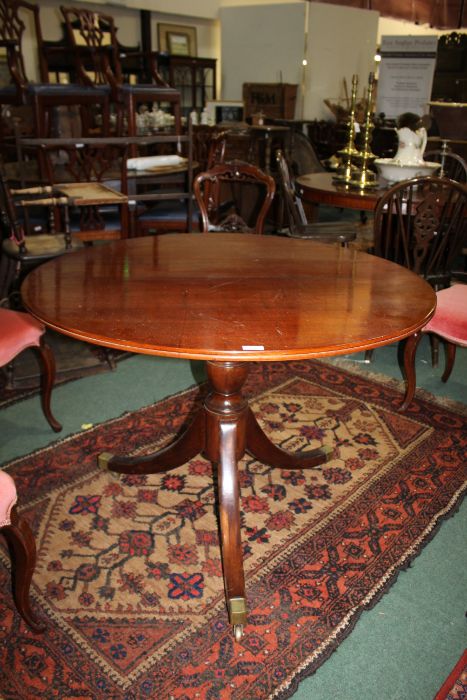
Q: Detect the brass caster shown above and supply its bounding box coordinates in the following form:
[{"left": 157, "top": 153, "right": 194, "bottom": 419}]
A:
[
  {"left": 98, "top": 452, "right": 114, "bottom": 470},
  {"left": 97, "top": 452, "right": 120, "bottom": 480},
  {"left": 234, "top": 624, "right": 244, "bottom": 642}
]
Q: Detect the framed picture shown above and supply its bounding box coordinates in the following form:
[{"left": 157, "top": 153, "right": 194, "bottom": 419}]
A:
[
  {"left": 205, "top": 100, "right": 245, "bottom": 125},
  {"left": 158, "top": 23, "right": 197, "bottom": 57}
]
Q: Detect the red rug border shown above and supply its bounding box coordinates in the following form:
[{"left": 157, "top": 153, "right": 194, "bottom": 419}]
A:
[
  {"left": 273, "top": 489, "right": 466, "bottom": 700},
  {"left": 433, "top": 649, "right": 467, "bottom": 700}
]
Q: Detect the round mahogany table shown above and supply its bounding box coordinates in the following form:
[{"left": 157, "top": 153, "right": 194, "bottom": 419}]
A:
[
  {"left": 21, "top": 233, "right": 436, "bottom": 640},
  {"left": 296, "top": 171, "right": 388, "bottom": 212}
]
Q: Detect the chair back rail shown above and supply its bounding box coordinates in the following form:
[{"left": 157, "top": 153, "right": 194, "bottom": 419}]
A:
[
  {"left": 194, "top": 159, "right": 275, "bottom": 235},
  {"left": 275, "top": 149, "right": 357, "bottom": 246},
  {"left": 374, "top": 175, "right": 467, "bottom": 288},
  {"left": 424, "top": 149, "right": 467, "bottom": 183}
]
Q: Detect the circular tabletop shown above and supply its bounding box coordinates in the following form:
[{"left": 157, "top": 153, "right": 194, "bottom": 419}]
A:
[
  {"left": 21, "top": 234, "right": 436, "bottom": 362},
  {"left": 296, "top": 172, "right": 388, "bottom": 211}
]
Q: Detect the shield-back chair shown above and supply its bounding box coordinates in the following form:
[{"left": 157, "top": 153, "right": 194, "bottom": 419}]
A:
[
  {"left": 193, "top": 160, "right": 275, "bottom": 234},
  {"left": 365, "top": 175, "right": 467, "bottom": 364}
]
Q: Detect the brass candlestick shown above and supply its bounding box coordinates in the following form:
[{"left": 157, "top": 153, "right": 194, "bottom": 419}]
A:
[
  {"left": 350, "top": 72, "right": 378, "bottom": 189},
  {"left": 334, "top": 74, "right": 360, "bottom": 183}
]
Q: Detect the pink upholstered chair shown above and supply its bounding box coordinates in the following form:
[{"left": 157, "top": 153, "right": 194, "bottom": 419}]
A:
[
  {"left": 400, "top": 285, "right": 467, "bottom": 410},
  {"left": 0, "top": 470, "right": 44, "bottom": 630},
  {"left": 0, "top": 308, "right": 62, "bottom": 432}
]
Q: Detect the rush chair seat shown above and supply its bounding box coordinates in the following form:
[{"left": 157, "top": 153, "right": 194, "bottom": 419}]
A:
[
  {"left": 194, "top": 160, "right": 275, "bottom": 234},
  {"left": 0, "top": 307, "right": 62, "bottom": 432},
  {"left": 400, "top": 284, "right": 467, "bottom": 410},
  {"left": 0, "top": 469, "right": 44, "bottom": 630},
  {"left": 38, "top": 140, "right": 130, "bottom": 242},
  {"left": 0, "top": 172, "right": 83, "bottom": 302},
  {"left": 276, "top": 150, "right": 357, "bottom": 246}
]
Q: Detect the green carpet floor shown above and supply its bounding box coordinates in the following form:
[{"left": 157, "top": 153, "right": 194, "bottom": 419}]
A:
[{"left": 1, "top": 337, "right": 466, "bottom": 700}]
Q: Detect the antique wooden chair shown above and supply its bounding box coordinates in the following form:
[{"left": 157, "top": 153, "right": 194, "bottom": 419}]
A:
[
  {"left": 400, "top": 284, "right": 467, "bottom": 410},
  {"left": 372, "top": 176, "right": 467, "bottom": 288},
  {"left": 275, "top": 150, "right": 357, "bottom": 245},
  {"left": 424, "top": 150, "right": 467, "bottom": 281},
  {"left": 0, "top": 307, "right": 62, "bottom": 431},
  {"left": 193, "top": 160, "right": 275, "bottom": 234},
  {"left": 365, "top": 175, "right": 467, "bottom": 363},
  {"left": 424, "top": 149, "right": 467, "bottom": 184},
  {"left": 128, "top": 122, "right": 196, "bottom": 236},
  {"left": 0, "top": 470, "right": 45, "bottom": 632},
  {"left": 0, "top": 172, "right": 83, "bottom": 302},
  {"left": 60, "top": 6, "right": 181, "bottom": 140},
  {"left": 0, "top": 469, "right": 44, "bottom": 630},
  {"left": 38, "top": 141, "right": 130, "bottom": 242},
  {"left": 0, "top": 0, "right": 111, "bottom": 140}
]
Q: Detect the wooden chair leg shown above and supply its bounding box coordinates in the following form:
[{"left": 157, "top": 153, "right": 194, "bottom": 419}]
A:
[
  {"left": 1, "top": 506, "right": 45, "bottom": 631},
  {"left": 441, "top": 341, "right": 457, "bottom": 383},
  {"left": 429, "top": 334, "right": 439, "bottom": 368},
  {"left": 399, "top": 331, "right": 423, "bottom": 412},
  {"left": 32, "top": 340, "right": 62, "bottom": 433}
]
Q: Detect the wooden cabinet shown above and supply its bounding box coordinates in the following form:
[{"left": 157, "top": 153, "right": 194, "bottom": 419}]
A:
[
  {"left": 156, "top": 54, "right": 217, "bottom": 118},
  {"left": 243, "top": 83, "right": 298, "bottom": 120},
  {"left": 431, "top": 32, "right": 467, "bottom": 103}
]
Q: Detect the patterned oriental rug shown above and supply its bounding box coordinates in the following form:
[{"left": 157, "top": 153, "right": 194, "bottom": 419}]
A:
[{"left": 1, "top": 360, "right": 466, "bottom": 699}]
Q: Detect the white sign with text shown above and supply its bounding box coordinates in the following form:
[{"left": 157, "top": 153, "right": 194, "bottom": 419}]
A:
[{"left": 376, "top": 35, "right": 438, "bottom": 119}]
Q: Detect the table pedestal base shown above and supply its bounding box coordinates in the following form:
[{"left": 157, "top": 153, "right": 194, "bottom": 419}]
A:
[{"left": 98, "top": 361, "right": 333, "bottom": 639}]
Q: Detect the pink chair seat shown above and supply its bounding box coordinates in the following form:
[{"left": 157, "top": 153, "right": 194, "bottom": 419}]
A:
[
  {"left": 0, "top": 308, "right": 45, "bottom": 366},
  {"left": 424, "top": 285, "right": 467, "bottom": 346},
  {"left": 0, "top": 470, "right": 17, "bottom": 527}
]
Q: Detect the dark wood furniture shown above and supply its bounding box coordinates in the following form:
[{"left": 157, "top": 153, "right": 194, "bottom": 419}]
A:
[
  {"left": 193, "top": 160, "right": 275, "bottom": 234},
  {"left": 400, "top": 284, "right": 467, "bottom": 410},
  {"left": 18, "top": 133, "right": 195, "bottom": 238},
  {"left": 431, "top": 32, "right": 467, "bottom": 103},
  {"left": 249, "top": 123, "right": 290, "bottom": 174},
  {"left": 60, "top": 6, "right": 181, "bottom": 137},
  {"left": 0, "top": 469, "right": 44, "bottom": 631},
  {"left": 37, "top": 140, "right": 130, "bottom": 242},
  {"left": 367, "top": 175, "right": 467, "bottom": 366},
  {"left": 125, "top": 122, "right": 195, "bottom": 236},
  {"left": 276, "top": 149, "right": 357, "bottom": 245},
  {"left": 243, "top": 83, "right": 298, "bottom": 120},
  {"left": 424, "top": 149, "right": 467, "bottom": 182},
  {"left": 0, "top": 172, "right": 83, "bottom": 301},
  {"left": 373, "top": 175, "right": 467, "bottom": 289},
  {"left": 0, "top": 0, "right": 111, "bottom": 142},
  {"left": 156, "top": 54, "right": 217, "bottom": 118},
  {"left": 296, "top": 172, "right": 387, "bottom": 217},
  {"left": 0, "top": 306, "right": 61, "bottom": 432},
  {"left": 21, "top": 234, "right": 436, "bottom": 640}
]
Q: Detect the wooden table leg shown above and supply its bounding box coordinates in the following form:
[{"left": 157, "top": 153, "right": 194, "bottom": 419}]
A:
[
  {"left": 98, "top": 409, "right": 205, "bottom": 474},
  {"left": 204, "top": 361, "right": 249, "bottom": 640},
  {"left": 246, "top": 408, "right": 334, "bottom": 468},
  {"left": 98, "top": 359, "right": 333, "bottom": 639}
]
